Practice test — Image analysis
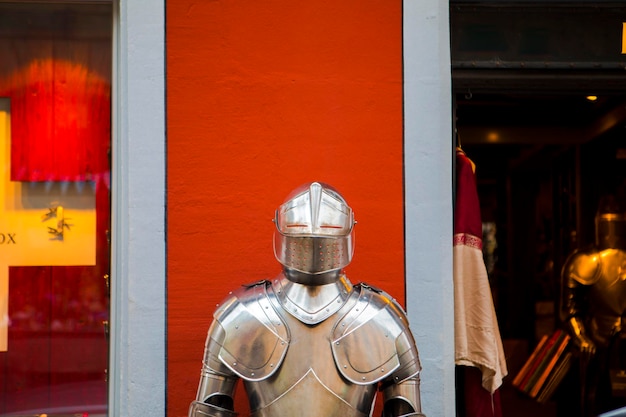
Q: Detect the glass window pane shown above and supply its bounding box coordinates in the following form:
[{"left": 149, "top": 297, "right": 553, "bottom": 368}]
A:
[{"left": 0, "top": 3, "right": 112, "bottom": 416}]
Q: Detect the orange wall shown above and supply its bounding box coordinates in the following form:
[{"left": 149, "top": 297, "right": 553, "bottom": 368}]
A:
[{"left": 166, "top": 1, "right": 404, "bottom": 416}]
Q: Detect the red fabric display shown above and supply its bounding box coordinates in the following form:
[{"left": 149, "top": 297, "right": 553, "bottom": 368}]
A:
[
  {"left": 454, "top": 148, "right": 507, "bottom": 417},
  {"left": 0, "top": 40, "right": 110, "bottom": 182}
]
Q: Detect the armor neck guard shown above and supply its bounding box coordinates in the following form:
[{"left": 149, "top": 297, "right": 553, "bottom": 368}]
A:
[
  {"left": 273, "top": 272, "right": 353, "bottom": 325},
  {"left": 284, "top": 268, "right": 342, "bottom": 285}
]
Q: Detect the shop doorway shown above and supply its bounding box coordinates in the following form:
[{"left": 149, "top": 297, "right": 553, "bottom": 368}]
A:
[
  {"left": 455, "top": 87, "right": 626, "bottom": 417},
  {"left": 451, "top": 2, "right": 626, "bottom": 416}
]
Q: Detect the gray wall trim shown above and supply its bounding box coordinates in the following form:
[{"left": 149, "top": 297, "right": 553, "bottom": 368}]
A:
[
  {"left": 109, "top": 0, "right": 166, "bottom": 416},
  {"left": 403, "top": 1, "right": 455, "bottom": 416}
]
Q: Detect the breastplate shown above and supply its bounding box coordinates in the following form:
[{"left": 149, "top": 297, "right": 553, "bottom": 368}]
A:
[
  {"left": 212, "top": 276, "right": 418, "bottom": 417},
  {"left": 588, "top": 249, "right": 626, "bottom": 339},
  {"left": 589, "top": 278, "right": 626, "bottom": 339},
  {"left": 589, "top": 250, "right": 626, "bottom": 316},
  {"left": 244, "top": 307, "right": 377, "bottom": 417}
]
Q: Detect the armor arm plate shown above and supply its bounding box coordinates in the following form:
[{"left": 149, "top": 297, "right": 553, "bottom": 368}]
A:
[
  {"left": 214, "top": 281, "right": 289, "bottom": 381},
  {"left": 189, "top": 400, "right": 237, "bottom": 417},
  {"left": 332, "top": 284, "right": 422, "bottom": 385},
  {"left": 562, "top": 250, "right": 601, "bottom": 286},
  {"left": 191, "top": 320, "right": 239, "bottom": 417},
  {"left": 191, "top": 281, "right": 290, "bottom": 416},
  {"left": 559, "top": 250, "right": 597, "bottom": 354},
  {"left": 382, "top": 374, "right": 426, "bottom": 417},
  {"left": 559, "top": 250, "right": 598, "bottom": 322}
]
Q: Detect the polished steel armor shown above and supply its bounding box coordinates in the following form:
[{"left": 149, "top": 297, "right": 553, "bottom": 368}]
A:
[
  {"left": 190, "top": 182, "right": 425, "bottom": 417},
  {"left": 273, "top": 182, "right": 355, "bottom": 275}
]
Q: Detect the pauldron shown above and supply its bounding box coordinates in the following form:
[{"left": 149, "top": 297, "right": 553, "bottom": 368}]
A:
[
  {"left": 212, "top": 280, "right": 289, "bottom": 381},
  {"left": 331, "top": 283, "right": 421, "bottom": 384}
]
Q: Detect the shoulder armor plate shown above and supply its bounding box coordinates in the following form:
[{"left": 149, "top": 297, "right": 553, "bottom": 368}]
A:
[
  {"left": 598, "top": 248, "right": 626, "bottom": 286},
  {"left": 563, "top": 250, "right": 602, "bottom": 285},
  {"left": 214, "top": 281, "right": 289, "bottom": 381},
  {"left": 331, "top": 283, "right": 421, "bottom": 385}
]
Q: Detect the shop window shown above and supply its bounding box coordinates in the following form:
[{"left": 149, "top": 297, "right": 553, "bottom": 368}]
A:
[{"left": 0, "top": 3, "right": 112, "bottom": 416}]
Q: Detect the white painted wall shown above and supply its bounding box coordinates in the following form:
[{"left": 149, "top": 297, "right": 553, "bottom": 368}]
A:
[
  {"left": 109, "top": 0, "right": 166, "bottom": 416},
  {"left": 403, "top": 1, "right": 455, "bottom": 416}
]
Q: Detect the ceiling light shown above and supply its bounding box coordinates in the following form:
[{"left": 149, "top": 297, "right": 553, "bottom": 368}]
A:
[{"left": 487, "top": 132, "right": 499, "bottom": 143}]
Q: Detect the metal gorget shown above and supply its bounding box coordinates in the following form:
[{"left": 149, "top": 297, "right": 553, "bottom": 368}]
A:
[{"left": 273, "top": 271, "right": 353, "bottom": 325}]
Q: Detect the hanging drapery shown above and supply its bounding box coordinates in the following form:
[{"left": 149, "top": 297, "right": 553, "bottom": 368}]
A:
[
  {"left": 454, "top": 147, "right": 508, "bottom": 417},
  {"left": 0, "top": 37, "right": 110, "bottom": 182}
]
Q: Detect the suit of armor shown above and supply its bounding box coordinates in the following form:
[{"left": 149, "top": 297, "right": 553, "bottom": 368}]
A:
[
  {"left": 560, "top": 196, "right": 626, "bottom": 416},
  {"left": 189, "top": 182, "right": 425, "bottom": 417}
]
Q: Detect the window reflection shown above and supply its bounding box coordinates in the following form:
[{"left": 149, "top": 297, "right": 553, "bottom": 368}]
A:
[{"left": 0, "top": 4, "right": 112, "bottom": 416}]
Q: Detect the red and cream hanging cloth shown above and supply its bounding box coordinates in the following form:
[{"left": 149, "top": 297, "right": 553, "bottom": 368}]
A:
[{"left": 454, "top": 147, "right": 508, "bottom": 416}]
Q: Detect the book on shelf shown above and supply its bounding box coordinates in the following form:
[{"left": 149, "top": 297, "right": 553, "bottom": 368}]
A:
[
  {"left": 514, "top": 329, "right": 564, "bottom": 392},
  {"left": 529, "top": 332, "right": 571, "bottom": 398},
  {"left": 512, "top": 333, "right": 549, "bottom": 388},
  {"left": 536, "top": 351, "right": 573, "bottom": 403},
  {"left": 520, "top": 329, "right": 567, "bottom": 394},
  {"left": 513, "top": 328, "right": 571, "bottom": 399}
]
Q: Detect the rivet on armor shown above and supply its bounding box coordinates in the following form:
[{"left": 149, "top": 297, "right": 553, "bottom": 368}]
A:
[
  {"left": 270, "top": 364, "right": 274, "bottom": 367},
  {"left": 362, "top": 377, "right": 366, "bottom": 380},
  {"left": 251, "top": 372, "right": 255, "bottom": 376},
  {"left": 336, "top": 341, "right": 340, "bottom": 345},
  {"left": 381, "top": 368, "right": 384, "bottom": 372},
  {"left": 233, "top": 362, "right": 237, "bottom": 366},
  {"left": 344, "top": 365, "right": 347, "bottom": 368}
]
